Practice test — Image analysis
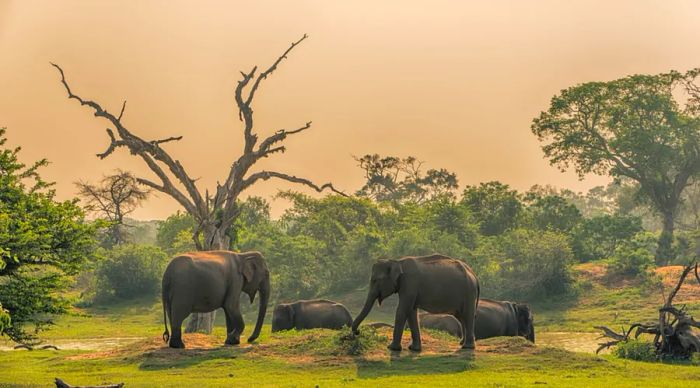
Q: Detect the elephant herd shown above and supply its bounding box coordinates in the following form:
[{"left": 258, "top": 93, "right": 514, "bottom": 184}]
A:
[{"left": 161, "top": 251, "right": 534, "bottom": 351}]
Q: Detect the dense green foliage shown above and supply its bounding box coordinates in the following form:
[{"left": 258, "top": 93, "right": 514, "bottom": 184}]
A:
[
  {"left": 614, "top": 340, "right": 657, "bottom": 361},
  {"left": 532, "top": 69, "right": 700, "bottom": 262},
  {"left": 607, "top": 232, "right": 656, "bottom": 277},
  {"left": 0, "top": 128, "right": 96, "bottom": 343},
  {"left": 95, "top": 244, "right": 169, "bottom": 300}
]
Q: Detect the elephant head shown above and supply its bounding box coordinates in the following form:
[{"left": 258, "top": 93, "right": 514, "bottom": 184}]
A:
[
  {"left": 271, "top": 304, "right": 295, "bottom": 332},
  {"left": 351, "top": 260, "right": 402, "bottom": 334},
  {"left": 515, "top": 303, "right": 535, "bottom": 343},
  {"left": 240, "top": 253, "right": 270, "bottom": 343}
]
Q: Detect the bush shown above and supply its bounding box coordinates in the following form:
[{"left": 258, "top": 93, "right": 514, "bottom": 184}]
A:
[
  {"left": 95, "top": 244, "right": 168, "bottom": 300},
  {"left": 608, "top": 232, "right": 656, "bottom": 277},
  {"left": 334, "top": 327, "right": 387, "bottom": 356},
  {"left": 0, "top": 302, "right": 10, "bottom": 332},
  {"left": 475, "top": 229, "right": 574, "bottom": 300},
  {"left": 614, "top": 339, "right": 656, "bottom": 361}
]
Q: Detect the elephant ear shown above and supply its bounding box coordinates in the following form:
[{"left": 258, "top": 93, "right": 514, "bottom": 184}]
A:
[
  {"left": 389, "top": 261, "right": 403, "bottom": 289},
  {"left": 242, "top": 257, "right": 258, "bottom": 303}
]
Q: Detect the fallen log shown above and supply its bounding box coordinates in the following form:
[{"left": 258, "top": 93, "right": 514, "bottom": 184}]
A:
[
  {"left": 55, "top": 378, "right": 124, "bottom": 388},
  {"left": 595, "top": 261, "right": 700, "bottom": 359}
]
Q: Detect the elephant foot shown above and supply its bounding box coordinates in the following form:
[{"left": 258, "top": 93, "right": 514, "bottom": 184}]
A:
[
  {"left": 408, "top": 343, "right": 422, "bottom": 352},
  {"left": 461, "top": 342, "right": 475, "bottom": 350},
  {"left": 169, "top": 338, "right": 185, "bottom": 349},
  {"left": 225, "top": 337, "right": 241, "bottom": 346},
  {"left": 387, "top": 342, "right": 402, "bottom": 351}
]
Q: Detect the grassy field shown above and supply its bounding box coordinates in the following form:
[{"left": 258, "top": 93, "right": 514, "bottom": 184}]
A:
[{"left": 1, "top": 263, "right": 698, "bottom": 387}]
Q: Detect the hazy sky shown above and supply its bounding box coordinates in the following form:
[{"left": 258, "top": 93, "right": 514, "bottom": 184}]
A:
[{"left": 2, "top": 0, "right": 700, "bottom": 219}]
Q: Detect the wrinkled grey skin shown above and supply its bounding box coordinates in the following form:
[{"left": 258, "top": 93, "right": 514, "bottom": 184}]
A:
[
  {"left": 352, "top": 254, "right": 480, "bottom": 351},
  {"left": 475, "top": 298, "right": 535, "bottom": 342},
  {"left": 416, "top": 299, "right": 535, "bottom": 343},
  {"left": 271, "top": 299, "right": 352, "bottom": 332},
  {"left": 161, "top": 251, "right": 270, "bottom": 348}
]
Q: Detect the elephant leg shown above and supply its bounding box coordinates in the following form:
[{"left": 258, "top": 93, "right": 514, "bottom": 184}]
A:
[
  {"left": 223, "top": 305, "right": 244, "bottom": 346},
  {"left": 389, "top": 297, "right": 412, "bottom": 351},
  {"left": 407, "top": 308, "right": 421, "bottom": 352},
  {"left": 459, "top": 301, "right": 477, "bottom": 349},
  {"left": 169, "top": 308, "right": 189, "bottom": 349}
]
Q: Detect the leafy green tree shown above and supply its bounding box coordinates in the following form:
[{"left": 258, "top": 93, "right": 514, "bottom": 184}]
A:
[
  {"left": 461, "top": 181, "right": 523, "bottom": 235},
  {"left": 95, "top": 244, "right": 168, "bottom": 300},
  {"left": 608, "top": 232, "right": 656, "bottom": 277},
  {"left": 532, "top": 69, "right": 700, "bottom": 262},
  {"left": 526, "top": 195, "right": 582, "bottom": 232},
  {"left": 156, "top": 211, "right": 196, "bottom": 255},
  {"left": 475, "top": 229, "right": 574, "bottom": 300},
  {"left": 355, "top": 154, "right": 458, "bottom": 203},
  {"left": 0, "top": 128, "right": 96, "bottom": 343},
  {"left": 571, "top": 214, "right": 643, "bottom": 262}
]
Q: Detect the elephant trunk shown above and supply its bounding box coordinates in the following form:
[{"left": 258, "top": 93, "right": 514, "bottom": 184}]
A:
[
  {"left": 247, "top": 275, "right": 269, "bottom": 343},
  {"left": 352, "top": 289, "right": 377, "bottom": 334}
]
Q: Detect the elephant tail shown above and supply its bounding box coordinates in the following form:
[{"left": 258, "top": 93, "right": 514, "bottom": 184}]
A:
[{"left": 162, "top": 287, "right": 170, "bottom": 344}]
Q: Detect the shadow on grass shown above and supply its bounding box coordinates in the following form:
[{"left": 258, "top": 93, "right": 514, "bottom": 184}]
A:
[
  {"left": 137, "top": 345, "right": 254, "bottom": 371},
  {"left": 355, "top": 350, "right": 476, "bottom": 379}
]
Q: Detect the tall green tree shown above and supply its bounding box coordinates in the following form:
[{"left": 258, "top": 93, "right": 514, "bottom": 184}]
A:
[
  {"left": 461, "top": 181, "right": 523, "bottom": 235},
  {"left": 355, "top": 154, "right": 458, "bottom": 203},
  {"left": 0, "top": 128, "right": 96, "bottom": 343},
  {"left": 532, "top": 69, "right": 700, "bottom": 262}
]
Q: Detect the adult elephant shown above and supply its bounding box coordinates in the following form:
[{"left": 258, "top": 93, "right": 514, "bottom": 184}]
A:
[
  {"left": 475, "top": 298, "right": 534, "bottom": 342},
  {"left": 352, "top": 254, "right": 480, "bottom": 351},
  {"left": 161, "top": 251, "right": 270, "bottom": 348},
  {"left": 271, "top": 299, "right": 352, "bottom": 332},
  {"left": 417, "top": 299, "right": 535, "bottom": 342}
]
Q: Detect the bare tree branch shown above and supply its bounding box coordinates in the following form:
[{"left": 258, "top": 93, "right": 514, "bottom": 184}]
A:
[{"left": 241, "top": 170, "right": 347, "bottom": 196}]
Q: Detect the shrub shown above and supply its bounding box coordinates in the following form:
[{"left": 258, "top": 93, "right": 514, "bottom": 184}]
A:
[
  {"left": 608, "top": 232, "right": 656, "bottom": 277},
  {"left": 334, "top": 327, "right": 387, "bottom": 356},
  {"left": 96, "top": 244, "right": 168, "bottom": 300},
  {"left": 614, "top": 339, "right": 656, "bottom": 361},
  {"left": 474, "top": 229, "right": 574, "bottom": 300},
  {"left": 0, "top": 302, "right": 10, "bottom": 332}
]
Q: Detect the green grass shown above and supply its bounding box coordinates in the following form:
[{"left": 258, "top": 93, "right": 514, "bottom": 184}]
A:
[{"left": 2, "top": 332, "right": 698, "bottom": 387}]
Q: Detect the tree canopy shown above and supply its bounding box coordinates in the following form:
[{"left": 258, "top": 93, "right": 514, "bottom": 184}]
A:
[
  {"left": 532, "top": 69, "right": 700, "bottom": 262},
  {"left": 0, "top": 128, "right": 96, "bottom": 343}
]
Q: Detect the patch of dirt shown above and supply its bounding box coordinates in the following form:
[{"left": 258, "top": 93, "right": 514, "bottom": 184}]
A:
[
  {"left": 655, "top": 266, "right": 700, "bottom": 301},
  {"left": 66, "top": 333, "right": 225, "bottom": 361}
]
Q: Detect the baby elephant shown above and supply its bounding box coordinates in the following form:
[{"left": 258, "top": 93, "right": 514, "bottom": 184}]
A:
[{"left": 271, "top": 299, "right": 353, "bottom": 332}]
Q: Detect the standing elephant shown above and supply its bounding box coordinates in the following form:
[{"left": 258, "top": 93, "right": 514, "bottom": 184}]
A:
[
  {"left": 161, "top": 251, "right": 270, "bottom": 348},
  {"left": 352, "top": 254, "right": 480, "bottom": 351},
  {"left": 271, "top": 299, "right": 352, "bottom": 332},
  {"left": 475, "top": 298, "right": 534, "bottom": 342},
  {"left": 417, "top": 299, "right": 535, "bottom": 342}
]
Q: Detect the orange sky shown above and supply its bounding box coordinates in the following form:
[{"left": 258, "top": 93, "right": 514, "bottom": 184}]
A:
[{"left": 2, "top": 0, "right": 700, "bottom": 219}]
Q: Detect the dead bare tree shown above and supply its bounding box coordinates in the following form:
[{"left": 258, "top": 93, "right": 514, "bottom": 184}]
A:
[
  {"left": 595, "top": 261, "right": 700, "bottom": 358},
  {"left": 76, "top": 170, "right": 149, "bottom": 246},
  {"left": 52, "top": 35, "right": 344, "bottom": 333}
]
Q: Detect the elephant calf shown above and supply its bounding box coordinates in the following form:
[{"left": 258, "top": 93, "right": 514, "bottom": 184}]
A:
[
  {"left": 271, "top": 299, "right": 352, "bottom": 332},
  {"left": 417, "top": 298, "right": 535, "bottom": 342}
]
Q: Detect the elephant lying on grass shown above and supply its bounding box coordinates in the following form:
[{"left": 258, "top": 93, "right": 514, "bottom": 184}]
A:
[
  {"left": 418, "top": 298, "right": 535, "bottom": 342},
  {"left": 352, "top": 254, "right": 480, "bottom": 351},
  {"left": 161, "top": 251, "right": 270, "bottom": 348},
  {"left": 271, "top": 299, "right": 352, "bottom": 332}
]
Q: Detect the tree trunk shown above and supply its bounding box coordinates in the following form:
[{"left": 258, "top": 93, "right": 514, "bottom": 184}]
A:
[
  {"left": 656, "top": 210, "right": 675, "bottom": 265},
  {"left": 184, "top": 224, "right": 231, "bottom": 334}
]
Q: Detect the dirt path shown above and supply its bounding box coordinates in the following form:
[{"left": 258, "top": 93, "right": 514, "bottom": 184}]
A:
[{"left": 0, "top": 337, "right": 144, "bottom": 351}]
